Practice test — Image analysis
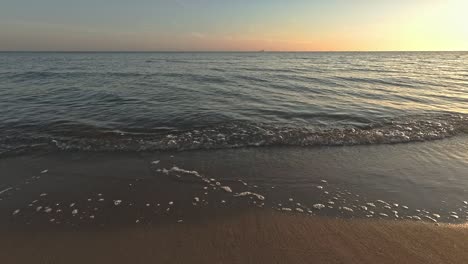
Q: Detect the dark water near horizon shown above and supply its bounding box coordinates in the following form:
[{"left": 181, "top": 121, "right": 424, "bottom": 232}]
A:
[{"left": 1, "top": 51, "right": 467, "bottom": 155}]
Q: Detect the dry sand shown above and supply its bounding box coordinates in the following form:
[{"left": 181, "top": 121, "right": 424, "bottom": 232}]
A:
[{"left": 1, "top": 211, "right": 468, "bottom": 264}]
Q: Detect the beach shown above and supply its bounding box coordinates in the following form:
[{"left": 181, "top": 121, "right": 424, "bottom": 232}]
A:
[
  {"left": 1, "top": 51, "right": 467, "bottom": 263},
  {"left": 2, "top": 136, "right": 468, "bottom": 230},
  {"left": 1, "top": 212, "right": 468, "bottom": 264},
  {"left": 1, "top": 138, "right": 468, "bottom": 263}
]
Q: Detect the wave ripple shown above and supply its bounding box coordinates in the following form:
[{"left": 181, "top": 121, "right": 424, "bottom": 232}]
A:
[{"left": 1, "top": 114, "right": 466, "bottom": 155}]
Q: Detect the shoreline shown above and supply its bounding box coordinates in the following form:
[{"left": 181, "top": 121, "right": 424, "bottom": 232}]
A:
[
  {"left": 1, "top": 140, "right": 468, "bottom": 231},
  {"left": 1, "top": 211, "right": 468, "bottom": 264},
  {"left": 1, "top": 141, "right": 468, "bottom": 263}
]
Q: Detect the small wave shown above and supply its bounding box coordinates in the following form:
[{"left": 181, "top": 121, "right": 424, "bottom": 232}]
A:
[
  {"left": 164, "top": 59, "right": 191, "bottom": 63},
  {"left": 235, "top": 74, "right": 270, "bottom": 83},
  {"left": 2, "top": 71, "right": 231, "bottom": 83},
  {"left": 237, "top": 67, "right": 301, "bottom": 74},
  {"left": 335, "top": 76, "right": 417, "bottom": 88},
  {"left": 1, "top": 114, "right": 466, "bottom": 155},
  {"left": 3, "top": 71, "right": 150, "bottom": 81}
]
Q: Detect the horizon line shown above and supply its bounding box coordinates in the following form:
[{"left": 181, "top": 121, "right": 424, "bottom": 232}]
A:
[{"left": 0, "top": 50, "right": 467, "bottom": 53}]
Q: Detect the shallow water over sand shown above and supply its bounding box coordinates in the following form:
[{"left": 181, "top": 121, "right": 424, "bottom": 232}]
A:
[{"left": 1, "top": 136, "right": 467, "bottom": 229}]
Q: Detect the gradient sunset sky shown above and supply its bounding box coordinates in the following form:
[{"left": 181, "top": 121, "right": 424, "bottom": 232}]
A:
[{"left": 1, "top": 0, "right": 467, "bottom": 51}]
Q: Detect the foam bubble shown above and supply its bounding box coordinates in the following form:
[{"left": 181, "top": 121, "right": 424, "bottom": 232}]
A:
[
  {"left": 296, "top": 208, "right": 304, "bottom": 213},
  {"left": 313, "top": 204, "right": 325, "bottom": 210},
  {"left": 234, "top": 192, "right": 265, "bottom": 201},
  {"left": 0, "top": 187, "right": 13, "bottom": 195}
]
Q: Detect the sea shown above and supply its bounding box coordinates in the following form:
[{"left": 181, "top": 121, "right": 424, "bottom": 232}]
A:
[{"left": 0, "top": 51, "right": 467, "bottom": 228}]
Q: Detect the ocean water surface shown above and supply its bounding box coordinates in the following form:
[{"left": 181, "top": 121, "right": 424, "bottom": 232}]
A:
[
  {"left": 1, "top": 52, "right": 468, "bottom": 227},
  {"left": 1, "top": 51, "right": 467, "bottom": 154}
]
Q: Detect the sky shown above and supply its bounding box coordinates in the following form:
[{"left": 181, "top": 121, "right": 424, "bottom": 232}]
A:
[{"left": 0, "top": 0, "right": 467, "bottom": 51}]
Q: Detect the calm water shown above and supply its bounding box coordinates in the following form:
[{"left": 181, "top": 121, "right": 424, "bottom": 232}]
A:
[{"left": 1, "top": 52, "right": 467, "bottom": 154}]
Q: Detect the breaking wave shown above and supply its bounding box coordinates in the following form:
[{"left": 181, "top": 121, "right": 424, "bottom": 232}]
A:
[{"left": 1, "top": 113, "right": 467, "bottom": 155}]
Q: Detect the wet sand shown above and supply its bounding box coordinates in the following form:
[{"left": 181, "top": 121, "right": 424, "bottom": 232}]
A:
[
  {"left": 2, "top": 142, "right": 468, "bottom": 229},
  {"left": 1, "top": 141, "right": 468, "bottom": 263},
  {"left": 1, "top": 211, "right": 468, "bottom": 264}
]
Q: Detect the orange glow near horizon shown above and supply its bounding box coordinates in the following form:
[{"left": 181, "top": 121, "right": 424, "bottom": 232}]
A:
[{"left": 0, "top": 0, "right": 467, "bottom": 51}]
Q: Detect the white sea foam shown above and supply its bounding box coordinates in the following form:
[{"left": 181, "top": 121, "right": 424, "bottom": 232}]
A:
[
  {"left": 313, "top": 204, "right": 325, "bottom": 210},
  {"left": 164, "top": 166, "right": 212, "bottom": 183},
  {"left": 219, "top": 186, "right": 232, "bottom": 193},
  {"left": 376, "top": 200, "right": 390, "bottom": 206},
  {"left": 238, "top": 180, "right": 248, "bottom": 186},
  {"left": 424, "top": 216, "right": 437, "bottom": 223},
  {"left": 234, "top": 192, "right": 265, "bottom": 201},
  {"left": 0, "top": 187, "right": 13, "bottom": 195}
]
